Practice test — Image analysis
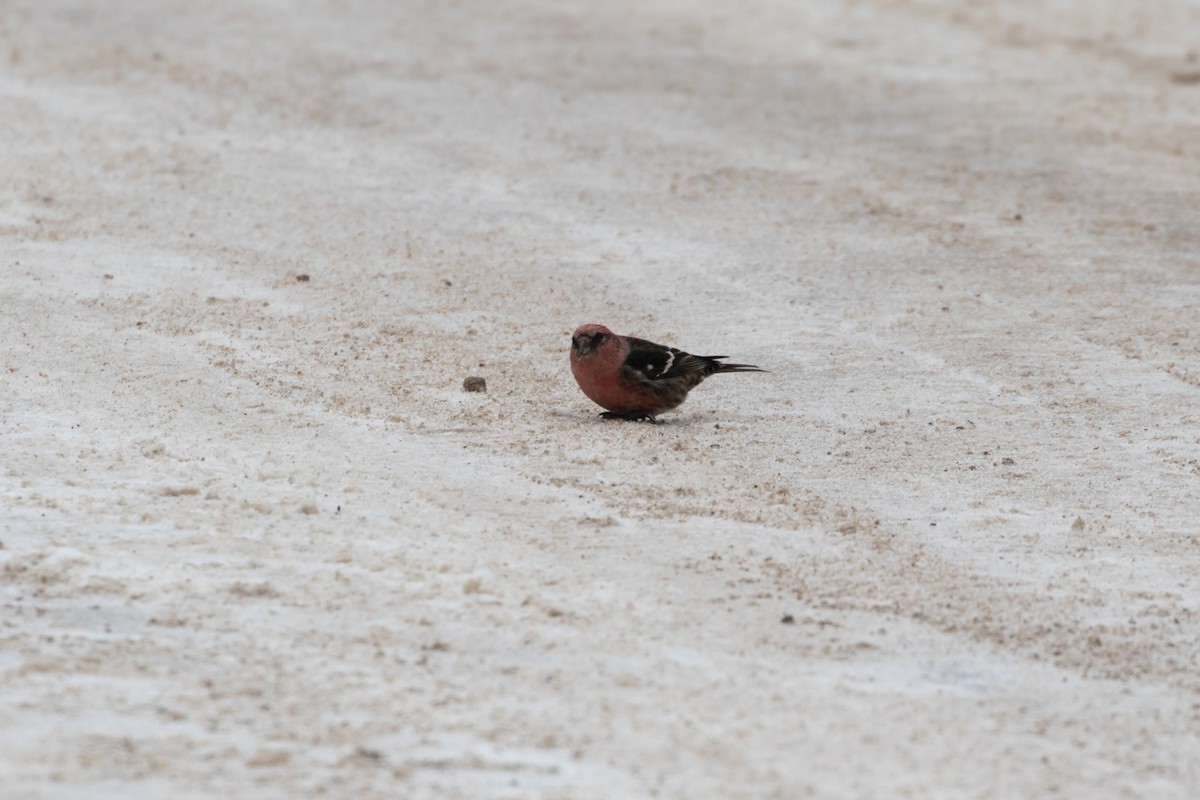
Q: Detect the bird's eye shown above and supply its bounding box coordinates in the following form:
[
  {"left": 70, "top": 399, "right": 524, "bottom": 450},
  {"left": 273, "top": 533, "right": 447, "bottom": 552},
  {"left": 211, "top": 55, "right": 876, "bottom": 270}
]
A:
[{"left": 593, "top": 333, "right": 605, "bottom": 343}]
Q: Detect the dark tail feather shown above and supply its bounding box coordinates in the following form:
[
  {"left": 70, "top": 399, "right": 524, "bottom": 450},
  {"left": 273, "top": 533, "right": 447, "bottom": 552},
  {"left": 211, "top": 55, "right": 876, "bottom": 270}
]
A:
[{"left": 705, "top": 356, "right": 767, "bottom": 374}]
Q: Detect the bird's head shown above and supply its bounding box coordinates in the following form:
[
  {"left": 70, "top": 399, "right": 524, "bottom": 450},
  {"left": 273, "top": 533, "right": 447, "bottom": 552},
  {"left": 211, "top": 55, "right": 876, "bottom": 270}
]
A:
[{"left": 571, "top": 324, "right": 613, "bottom": 358}]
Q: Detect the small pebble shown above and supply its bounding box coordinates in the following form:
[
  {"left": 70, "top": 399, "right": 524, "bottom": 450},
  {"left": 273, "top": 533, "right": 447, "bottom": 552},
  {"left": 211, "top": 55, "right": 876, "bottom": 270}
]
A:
[
  {"left": 295, "top": 273, "right": 310, "bottom": 282},
  {"left": 463, "top": 376, "right": 487, "bottom": 393}
]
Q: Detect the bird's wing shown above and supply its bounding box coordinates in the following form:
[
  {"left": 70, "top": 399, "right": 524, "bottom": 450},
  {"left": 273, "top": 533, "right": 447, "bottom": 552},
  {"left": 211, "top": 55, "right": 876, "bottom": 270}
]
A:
[{"left": 622, "top": 337, "right": 719, "bottom": 382}]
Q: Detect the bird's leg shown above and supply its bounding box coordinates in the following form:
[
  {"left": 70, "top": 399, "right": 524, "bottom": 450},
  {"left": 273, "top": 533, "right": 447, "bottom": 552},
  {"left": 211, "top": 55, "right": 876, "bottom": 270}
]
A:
[{"left": 599, "top": 411, "right": 658, "bottom": 424}]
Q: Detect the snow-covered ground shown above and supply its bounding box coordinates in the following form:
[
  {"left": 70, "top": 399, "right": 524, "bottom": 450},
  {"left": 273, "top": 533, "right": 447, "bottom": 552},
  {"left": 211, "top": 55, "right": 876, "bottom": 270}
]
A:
[{"left": 3, "top": 1, "right": 1199, "bottom": 797}]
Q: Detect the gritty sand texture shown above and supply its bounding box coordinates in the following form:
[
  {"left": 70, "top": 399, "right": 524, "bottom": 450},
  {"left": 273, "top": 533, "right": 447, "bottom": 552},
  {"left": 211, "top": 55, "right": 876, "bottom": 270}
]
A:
[{"left": 3, "top": 1, "right": 1200, "bottom": 797}]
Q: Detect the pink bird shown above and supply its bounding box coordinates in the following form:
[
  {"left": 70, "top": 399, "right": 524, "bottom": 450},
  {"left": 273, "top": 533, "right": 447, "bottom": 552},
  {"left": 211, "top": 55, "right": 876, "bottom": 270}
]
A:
[{"left": 569, "top": 323, "right": 765, "bottom": 422}]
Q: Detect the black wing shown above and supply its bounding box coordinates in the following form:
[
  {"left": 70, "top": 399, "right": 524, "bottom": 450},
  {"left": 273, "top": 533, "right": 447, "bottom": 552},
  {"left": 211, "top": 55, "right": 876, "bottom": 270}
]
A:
[{"left": 622, "top": 337, "right": 723, "bottom": 381}]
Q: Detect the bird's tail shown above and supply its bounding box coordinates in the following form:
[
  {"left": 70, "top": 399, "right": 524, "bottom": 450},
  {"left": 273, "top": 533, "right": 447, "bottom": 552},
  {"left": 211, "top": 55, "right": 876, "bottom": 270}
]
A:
[{"left": 705, "top": 357, "right": 767, "bottom": 374}]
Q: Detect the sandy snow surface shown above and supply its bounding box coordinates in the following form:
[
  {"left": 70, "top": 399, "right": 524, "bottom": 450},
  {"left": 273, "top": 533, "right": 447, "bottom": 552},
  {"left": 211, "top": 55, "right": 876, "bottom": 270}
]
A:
[{"left": 3, "top": 0, "right": 1200, "bottom": 797}]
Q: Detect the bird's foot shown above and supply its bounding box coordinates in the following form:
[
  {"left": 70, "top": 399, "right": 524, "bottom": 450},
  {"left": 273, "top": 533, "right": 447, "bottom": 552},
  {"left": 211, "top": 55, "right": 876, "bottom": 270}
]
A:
[{"left": 599, "top": 411, "right": 658, "bottom": 424}]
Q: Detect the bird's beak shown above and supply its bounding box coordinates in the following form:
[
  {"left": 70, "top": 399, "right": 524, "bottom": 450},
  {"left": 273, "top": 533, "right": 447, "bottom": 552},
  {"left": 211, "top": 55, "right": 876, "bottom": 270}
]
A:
[{"left": 573, "top": 336, "right": 591, "bottom": 357}]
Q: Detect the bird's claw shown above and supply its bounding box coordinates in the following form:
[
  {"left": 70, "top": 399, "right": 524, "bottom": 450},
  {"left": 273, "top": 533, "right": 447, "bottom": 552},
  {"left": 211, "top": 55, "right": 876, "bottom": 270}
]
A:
[{"left": 599, "top": 411, "right": 658, "bottom": 424}]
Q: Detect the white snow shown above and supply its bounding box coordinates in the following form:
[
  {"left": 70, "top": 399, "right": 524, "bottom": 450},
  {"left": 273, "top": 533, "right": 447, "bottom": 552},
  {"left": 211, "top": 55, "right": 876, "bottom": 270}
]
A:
[{"left": 3, "top": 0, "right": 1200, "bottom": 797}]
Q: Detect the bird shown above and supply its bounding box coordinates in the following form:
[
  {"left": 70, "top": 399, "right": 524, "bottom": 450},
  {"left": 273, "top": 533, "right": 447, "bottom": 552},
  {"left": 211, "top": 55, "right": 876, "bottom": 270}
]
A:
[{"left": 569, "top": 323, "right": 765, "bottom": 422}]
